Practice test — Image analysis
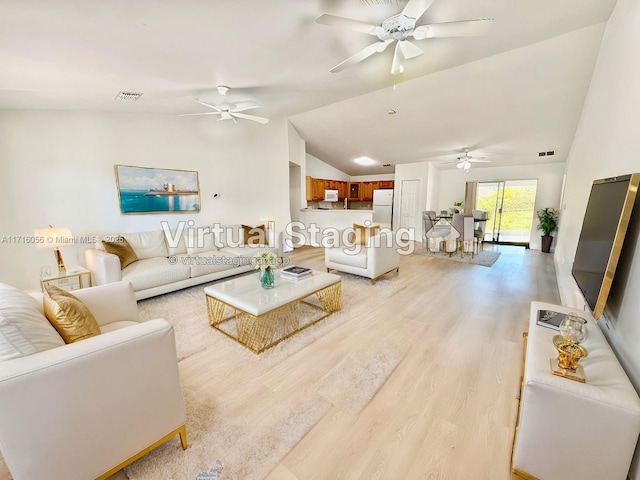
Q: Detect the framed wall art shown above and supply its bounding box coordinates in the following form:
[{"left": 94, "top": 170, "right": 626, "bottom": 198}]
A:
[{"left": 114, "top": 164, "right": 201, "bottom": 214}]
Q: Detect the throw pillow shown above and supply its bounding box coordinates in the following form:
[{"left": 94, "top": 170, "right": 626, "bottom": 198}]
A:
[
  {"left": 242, "top": 224, "right": 267, "bottom": 245},
  {"left": 43, "top": 284, "right": 101, "bottom": 344},
  {"left": 353, "top": 223, "right": 380, "bottom": 246},
  {"left": 102, "top": 236, "right": 138, "bottom": 269}
]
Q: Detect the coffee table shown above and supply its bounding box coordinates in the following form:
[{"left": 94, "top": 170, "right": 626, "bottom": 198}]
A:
[{"left": 204, "top": 270, "right": 342, "bottom": 354}]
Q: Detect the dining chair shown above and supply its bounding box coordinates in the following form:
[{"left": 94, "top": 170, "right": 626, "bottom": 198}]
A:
[
  {"left": 424, "top": 210, "right": 437, "bottom": 222},
  {"left": 423, "top": 212, "right": 434, "bottom": 243}
]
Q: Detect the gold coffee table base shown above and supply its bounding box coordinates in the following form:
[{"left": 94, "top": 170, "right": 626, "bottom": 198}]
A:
[{"left": 206, "top": 282, "right": 341, "bottom": 354}]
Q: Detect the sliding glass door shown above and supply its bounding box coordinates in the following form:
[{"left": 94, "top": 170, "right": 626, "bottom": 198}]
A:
[{"left": 476, "top": 179, "right": 538, "bottom": 245}]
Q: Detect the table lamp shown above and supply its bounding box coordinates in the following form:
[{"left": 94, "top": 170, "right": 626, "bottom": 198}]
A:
[{"left": 34, "top": 225, "right": 73, "bottom": 272}]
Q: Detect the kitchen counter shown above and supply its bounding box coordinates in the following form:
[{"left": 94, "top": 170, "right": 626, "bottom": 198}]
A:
[{"left": 296, "top": 208, "right": 375, "bottom": 245}]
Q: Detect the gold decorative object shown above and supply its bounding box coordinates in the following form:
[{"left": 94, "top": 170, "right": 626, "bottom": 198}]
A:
[{"left": 550, "top": 335, "right": 588, "bottom": 383}]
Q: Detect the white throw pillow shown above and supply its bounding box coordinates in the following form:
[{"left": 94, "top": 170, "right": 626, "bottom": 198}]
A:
[
  {"left": 0, "top": 283, "right": 65, "bottom": 362},
  {"left": 122, "top": 230, "right": 168, "bottom": 259}
]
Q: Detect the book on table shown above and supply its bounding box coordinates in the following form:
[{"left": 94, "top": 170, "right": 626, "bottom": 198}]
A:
[
  {"left": 280, "top": 266, "right": 312, "bottom": 279},
  {"left": 536, "top": 309, "right": 567, "bottom": 331}
]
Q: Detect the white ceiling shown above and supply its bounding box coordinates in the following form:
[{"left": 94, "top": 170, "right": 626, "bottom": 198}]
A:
[{"left": 0, "top": 0, "right": 617, "bottom": 175}]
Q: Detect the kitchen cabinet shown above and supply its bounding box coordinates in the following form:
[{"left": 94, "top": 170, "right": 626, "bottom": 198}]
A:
[
  {"left": 379, "top": 180, "right": 394, "bottom": 189},
  {"left": 305, "top": 176, "right": 313, "bottom": 201},
  {"left": 348, "top": 182, "right": 361, "bottom": 200},
  {"left": 361, "top": 182, "right": 374, "bottom": 201}
]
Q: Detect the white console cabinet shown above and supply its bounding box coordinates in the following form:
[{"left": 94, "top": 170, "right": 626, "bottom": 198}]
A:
[{"left": 512, "top": 302, "right": 640, "bottom": 480}]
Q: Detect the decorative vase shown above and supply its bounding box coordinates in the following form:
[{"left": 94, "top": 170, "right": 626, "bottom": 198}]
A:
[
  {"left": 260, "top": 267, "right": 275, "bottom": 289},
  {"left": 559, "top": 313, "right": 588, "bottom": 343}
]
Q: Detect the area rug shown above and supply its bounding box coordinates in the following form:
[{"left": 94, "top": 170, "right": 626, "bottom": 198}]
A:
[
  {"left": 124, "top": 340, "right": 406, "bottom": 480},
  {"left": 138, "top": 271, "right": 405, "bottom": 361},
  {"left": 416, "top": 247, "right": 501, "bottom": 267}
]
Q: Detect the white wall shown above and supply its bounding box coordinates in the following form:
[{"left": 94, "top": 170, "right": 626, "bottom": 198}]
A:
[
  {"left": 0, "top": 111, "right": 292, "bottom": 290},
  {"left": 350, "top": 174, "right": 395, "bottom": 182},
  {"left": 554, "top": 2, "right": 640, "bottom": 475},
  {"left": 437, "top": 163, "right": 566, "bottom": 250},
  {"left": 305, "top": 154, "right": 350, "bottom": 181},
  {"left": 287, "top": 122, "right": 306, "bottom": 218}
]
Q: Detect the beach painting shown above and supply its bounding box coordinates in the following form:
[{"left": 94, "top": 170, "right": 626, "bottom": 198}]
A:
[{"left": 115, "top": 164, "right": 200, "bottom": 214}]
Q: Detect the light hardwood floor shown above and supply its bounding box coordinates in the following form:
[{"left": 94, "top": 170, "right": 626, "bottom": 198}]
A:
[{"left": 178, "top": 244, "right": 560, "bottom": 480}]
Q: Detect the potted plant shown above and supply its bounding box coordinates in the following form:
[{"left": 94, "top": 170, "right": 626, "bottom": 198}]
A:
[{"left": 537, "top": 208, "right": 559, "bottom": 253}]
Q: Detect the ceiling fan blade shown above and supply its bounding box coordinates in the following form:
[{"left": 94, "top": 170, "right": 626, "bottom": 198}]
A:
[
  {"left": 316, "top": 14, "right": 381, "bottom": 35},
  {"left": 232, "top": 101, "right": 260, "bottom": 112},
  {"left": 232, "top": 112, "right": 270, "bottom": 125},
  {"left": 330, "top": 40, "right": 392, "bottom": 73},
  {"left": 468, "top": 159, "right": 491, "bottom": 163},
  {"left": 177, "top": 112, "right": 222, "bottom": 117},
  {"left": 193, "top": 99, "right": 221, "bottom": 111},
  {"left": 398, "top": 40, "right": 423, "bottom": 60},
  {"left": 391, "top": 42, "right": 404, "bottom": 75},
  {"left": 415, "top": 19, "right": 494, "bottom": 39},
  {"left": 401, "top": 0, "right": 436, "bottom": 21}
]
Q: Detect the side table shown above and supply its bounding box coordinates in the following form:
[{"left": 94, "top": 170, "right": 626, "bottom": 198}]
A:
[{"left": 40, "top": 266, "right": 92, "bottom": 293}]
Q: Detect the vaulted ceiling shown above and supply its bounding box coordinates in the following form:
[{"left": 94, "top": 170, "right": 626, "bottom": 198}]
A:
[{"left": 0, "top": 0, "right": 617, "bottom": 174}]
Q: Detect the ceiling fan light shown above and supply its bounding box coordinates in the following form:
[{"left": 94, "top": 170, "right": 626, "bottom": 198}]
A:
[
  {"left": 456, "top": 162, "right": 464, "bottom": 169},
  {"left": 463, "top": 161, "right": 471, "bottom": 171}
]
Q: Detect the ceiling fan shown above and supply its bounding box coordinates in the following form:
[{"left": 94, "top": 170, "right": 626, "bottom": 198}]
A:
[
  {"left": 316, "top": 0, "right": 493, "bottom": 74},
  {"left": 178, "top": 86, "right": 269, "bottom": 124},
  {"left": 441, "top": 149, "right": 491, "bottom": 171}
]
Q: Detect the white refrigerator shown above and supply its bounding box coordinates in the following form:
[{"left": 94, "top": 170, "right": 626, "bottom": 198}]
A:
[{"left": 372, "top": 189, "right": 394, "bottom": 228}]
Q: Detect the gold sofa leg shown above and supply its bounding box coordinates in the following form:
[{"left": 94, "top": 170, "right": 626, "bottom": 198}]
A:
[{"left": 179, "top": 425, "right": 188, "bottom": 450}]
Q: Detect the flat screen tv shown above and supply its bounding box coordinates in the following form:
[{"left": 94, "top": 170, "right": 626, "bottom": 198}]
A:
[{"left": 572, "top": 173, "right": 640, "bottom": 319}]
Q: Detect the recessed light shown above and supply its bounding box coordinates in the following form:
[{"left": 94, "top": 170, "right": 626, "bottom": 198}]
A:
[
  {"left": 388, "top": 109, "right": 396, "bottom": 115},
  {"left": 354, "top": 156, "right": 377, "bottom": 166}
]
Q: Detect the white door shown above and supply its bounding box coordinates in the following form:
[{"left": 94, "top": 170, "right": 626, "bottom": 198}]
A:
[{"left": 400, "top": 179, "right": 420, "bottom": 240}]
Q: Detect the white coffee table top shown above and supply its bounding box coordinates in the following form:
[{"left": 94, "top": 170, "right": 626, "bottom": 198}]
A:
[{"left": 204, "top": 270, "right": 341, "bottom": 317}]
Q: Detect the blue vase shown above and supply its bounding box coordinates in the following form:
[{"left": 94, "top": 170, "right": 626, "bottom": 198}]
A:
[{"left": 260, "top": 267, "right": 275, "bottom": 289}]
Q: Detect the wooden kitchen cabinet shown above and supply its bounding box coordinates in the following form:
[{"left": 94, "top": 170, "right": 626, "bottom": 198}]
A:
[
  {"left": 338, "top": 181, "right": 347, "bottom": 200},
  {"left": 379, "top": 180, "right": 394, "bottom": 189},
  {"left": 361, "top": 182, "right": 374, "bottom": 201},
  {"left": 312, "top": 178, "right": 325, "bottom": 201},
  {"left": 306, "top": 176, "right": 313, "bottom": 201}
]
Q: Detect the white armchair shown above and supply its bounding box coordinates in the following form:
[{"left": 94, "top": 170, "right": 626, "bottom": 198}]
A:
[
  {"left": 0, "top": 281, "right": 187, "bottom": 480},
  {"left": 325, "top": 229, "right": 400, "bottom": 284}
]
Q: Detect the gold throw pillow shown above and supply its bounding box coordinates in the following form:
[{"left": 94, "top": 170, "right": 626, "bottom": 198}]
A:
[
  {"left": 43, "top": 284, "right": 101, "bottom": 343},
  {"left": 242, "top": 224, "right": 267, "bottom": 245},
  {"left": 102, "top": 236, "right": 138, "bottom": 269},
  {"left": 353, "top": 223, "right": 380, "bottom": 245}
]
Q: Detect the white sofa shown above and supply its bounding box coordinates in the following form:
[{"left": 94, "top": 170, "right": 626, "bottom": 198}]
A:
[
  {"left": 0, "top": 281, "right": 187, "bottom": 480},
  {"left": 86, "top": 225, "right": 280, "bottom": 300},
  {"left": 325, "top": 229, "right": 400, "bottom": 284}
]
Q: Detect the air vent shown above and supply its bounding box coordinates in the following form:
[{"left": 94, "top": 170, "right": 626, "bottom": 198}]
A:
[
  {"left": 547, "top": 150, "right": 555, "bottom": 156},
  {"left": 539, "top": 150, "right": 555, "bottom": 157},
  {"left": 539, "top": 152, "right": 546, "bottom": 156},
  {"left": 114, "top": 92, "right": 143, "bottom": 101},
  {"left": 382, "top": 163, "right": 392, "bottom": 167}
]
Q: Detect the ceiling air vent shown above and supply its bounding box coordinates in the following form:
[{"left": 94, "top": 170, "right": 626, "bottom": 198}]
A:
[
  {"left": 539, "top": 150, "right": 556, "bottom": 157},
  {"left": 547, "top": 150, "right": 555, "bottom": 156},
  {"left": 114, "top": 92, "right": 143, "bottom": 101},
  {"left": 382, "top": 163, "right": 392, "bottom": 167}
]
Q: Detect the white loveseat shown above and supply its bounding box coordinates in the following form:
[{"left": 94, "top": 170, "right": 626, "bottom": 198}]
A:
[
  {"left": 0, "top": 281, "right": 187, "bottom": 480},
  {"left": 86, "top": 225, "right": 280, "bottom": 300},
  {"left": 325, "top": 228, "right": 401, "bottom": 284}
]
